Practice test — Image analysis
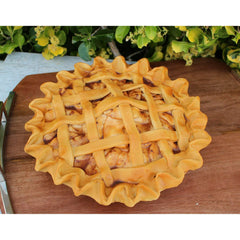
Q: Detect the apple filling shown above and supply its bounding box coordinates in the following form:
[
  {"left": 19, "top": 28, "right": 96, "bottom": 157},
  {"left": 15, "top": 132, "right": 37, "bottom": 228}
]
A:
[{"left": 42, "top": 79, "right": 179, "bottom": 176}]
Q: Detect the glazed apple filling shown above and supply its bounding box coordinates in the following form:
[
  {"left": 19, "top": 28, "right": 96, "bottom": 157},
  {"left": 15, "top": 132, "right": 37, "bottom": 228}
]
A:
[{"left": 42, "top": 79, "right": 180, "bottom": 176}]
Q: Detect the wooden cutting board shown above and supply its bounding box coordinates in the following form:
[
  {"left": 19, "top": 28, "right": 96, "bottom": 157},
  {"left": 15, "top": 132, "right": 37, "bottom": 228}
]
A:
[{"left": 2, "top": 57, "right": 240, "bottom": 213}]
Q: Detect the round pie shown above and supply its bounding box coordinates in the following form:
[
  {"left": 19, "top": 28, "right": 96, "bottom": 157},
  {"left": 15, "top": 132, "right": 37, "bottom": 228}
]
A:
[{"left": 24, "top": 56, "right": 211, "bottom": 207}]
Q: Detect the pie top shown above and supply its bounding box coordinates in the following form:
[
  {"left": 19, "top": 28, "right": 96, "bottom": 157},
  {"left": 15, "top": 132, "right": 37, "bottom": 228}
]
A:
[{"left": 24, "top": 56, "right": 211, "bottom": 207}]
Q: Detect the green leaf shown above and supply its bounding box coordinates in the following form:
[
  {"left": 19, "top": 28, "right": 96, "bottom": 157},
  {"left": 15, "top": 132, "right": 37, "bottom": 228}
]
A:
[
  {"left": 225, "top": 26, "right": 235, "bottom": 36},
  {"left": 78, "top": 42, "right": 91, "bottom": 61},
  {"left": 166, "top": 26, "right": 182, "bottom": 41},
  {"left": 13, "top": 32, "right": 25, "bottom": 51},
  {"left": 77, "top": 26, "right": 93, "bottom": 35},
  {"left": 115, "top": 26, "right": 130, "bottom": 43},
  {"left": 148, "top": 47, "right": 163, "bottom": 62},
  {"left": 227, "top": 49, "right": 240, "bottom": 63},
  {"left": 33, "top": 43, "right": 44, "bottom": 53},
  {"left": 151, "top": 33, "right": 164, "bottom": 43},
  {"left": 1, "top": 27, "right": 10, "bottom": 37},
  {"left": 28, "top": 27, "right": 37, "bottom": 42},
  {"left": 94, "top": 29, "right": 114, "bottom": 42},
  {"left": 0, "top": 42, "right": 17, "bottom": 54},
  {"left": 91, "top": 37, "right": 103, "bottom": 49},
  {"left": 232, "top": 32, "right": 240, "bottom": 44},
  {"left": 56, "top": 30, "right": 66, "bottom": 45},
  {"left": 222, "top": 46, "right": 231, "bottom": 63},
  {"left": 87, "top": 39, "right": 98, "bottom": 51},
  {"left": 186, "top": 27, "right": 203, "bottom": 43},
  {"left": 145, "top": 26, "right": 157, "bottom": 40},
  {"left": 44, "top": 27, "right": 55, "bottom": 37},
  {"left": 137, "top": 35, "right": 151, "bottom": 48},
  {"left": 211, "top": 26, "right": 221, "bottom": 38},
  {"left": 213, "top": 27, "right": 229, "bottom": 39},
  {"left": 62, "top": 26, "right": 70, "bottom": 35},
  {"left": 137, "top": 35, "right": 151, "bottom": 49},
  {"left": 171, "top": 40, "right": 194, "bottom": 53},
  {"left": 72, "top": 35, "right": 80, "bottom": 44},
  {"left": 5, "top": 44, "right": 16, "bottom": 54},
  {"left": 6, "top": 26, "right": 13, "bottom": 34},
  {"left": 13, "top": 26, "right": 22, "bottom": 31},
  {"left": 0, "top": 45, "right": 5, "bottom": 54},
  {"left": 200, "top": 38, "right": 217, "bottom": 50}
]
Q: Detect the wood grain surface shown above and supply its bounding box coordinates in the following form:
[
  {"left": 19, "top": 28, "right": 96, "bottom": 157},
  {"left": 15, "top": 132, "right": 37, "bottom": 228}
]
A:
[{"left": 2, "top": 57, "right": 240, "bottom": 213}]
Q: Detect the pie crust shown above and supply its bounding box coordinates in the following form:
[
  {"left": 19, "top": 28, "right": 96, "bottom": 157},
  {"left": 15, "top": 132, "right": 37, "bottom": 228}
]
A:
[{"left": 24, "top": 56, "right": 212, "bottom": 207}]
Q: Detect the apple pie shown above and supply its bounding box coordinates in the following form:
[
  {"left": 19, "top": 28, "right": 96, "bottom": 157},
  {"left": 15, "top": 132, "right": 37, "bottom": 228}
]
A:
[{"left": 24, "top": 56, "right": 211, "bottom": 207}]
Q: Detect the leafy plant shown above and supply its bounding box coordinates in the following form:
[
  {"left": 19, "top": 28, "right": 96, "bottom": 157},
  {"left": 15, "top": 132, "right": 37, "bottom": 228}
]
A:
[
  {"left": 0, "top": 26, "right": 25, "bottom": 55},
  {"left": 34, "top": 26, "right": 67, "bottom": 60},
  {"left": 0, "top": 26, "right": 239, "bottom": 75},
  {"left": 70, "top": 26, "right": 115, "bottom": 61}
]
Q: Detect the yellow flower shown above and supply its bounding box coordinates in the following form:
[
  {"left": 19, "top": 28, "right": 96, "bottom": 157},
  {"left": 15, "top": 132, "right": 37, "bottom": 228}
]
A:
[
  {"left": 137, "top": 26, "right": 145, "bottom": 35},
  {"left": 126, "top": 32, "right": 133, "bottom": 42},
  {"left": 189, "top": 47, "right": 199, "bottom": 56},
  {"left": 183, "top": 53, "right": 193, "bottom": 66},
  {"left": 106, "top": 47, "right": 112, "bottom": 55},
  {"left": 99, "top": 48, "right": 110, "bottom": 59},
  {"left": 88, "top": 48, "right": 95, "bottom": 56}
]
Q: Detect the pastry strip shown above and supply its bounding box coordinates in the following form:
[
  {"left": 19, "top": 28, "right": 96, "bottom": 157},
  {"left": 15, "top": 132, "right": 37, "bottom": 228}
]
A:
[
  {"left": 102, "top": 79, "right": 144, "bottom": 166},
  {"left": 72, "top": 129, "right": 177, "bottom": 156},
  {"left": 52, "top": 95, "right": 74, "bottom": 166},
  {"left": 78, "top": 85, "right": 114, "bottom": 186}
]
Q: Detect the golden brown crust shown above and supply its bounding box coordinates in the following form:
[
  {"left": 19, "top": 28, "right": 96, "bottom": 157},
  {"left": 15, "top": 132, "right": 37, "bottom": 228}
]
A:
[{"left": 24, "top": 56, "right": 211, "bottom": 207}]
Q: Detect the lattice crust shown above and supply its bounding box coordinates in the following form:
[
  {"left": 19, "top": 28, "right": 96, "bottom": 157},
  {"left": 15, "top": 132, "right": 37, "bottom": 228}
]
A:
[{"left": 24, "top": 56, "right": 212, "bottom": 207}]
